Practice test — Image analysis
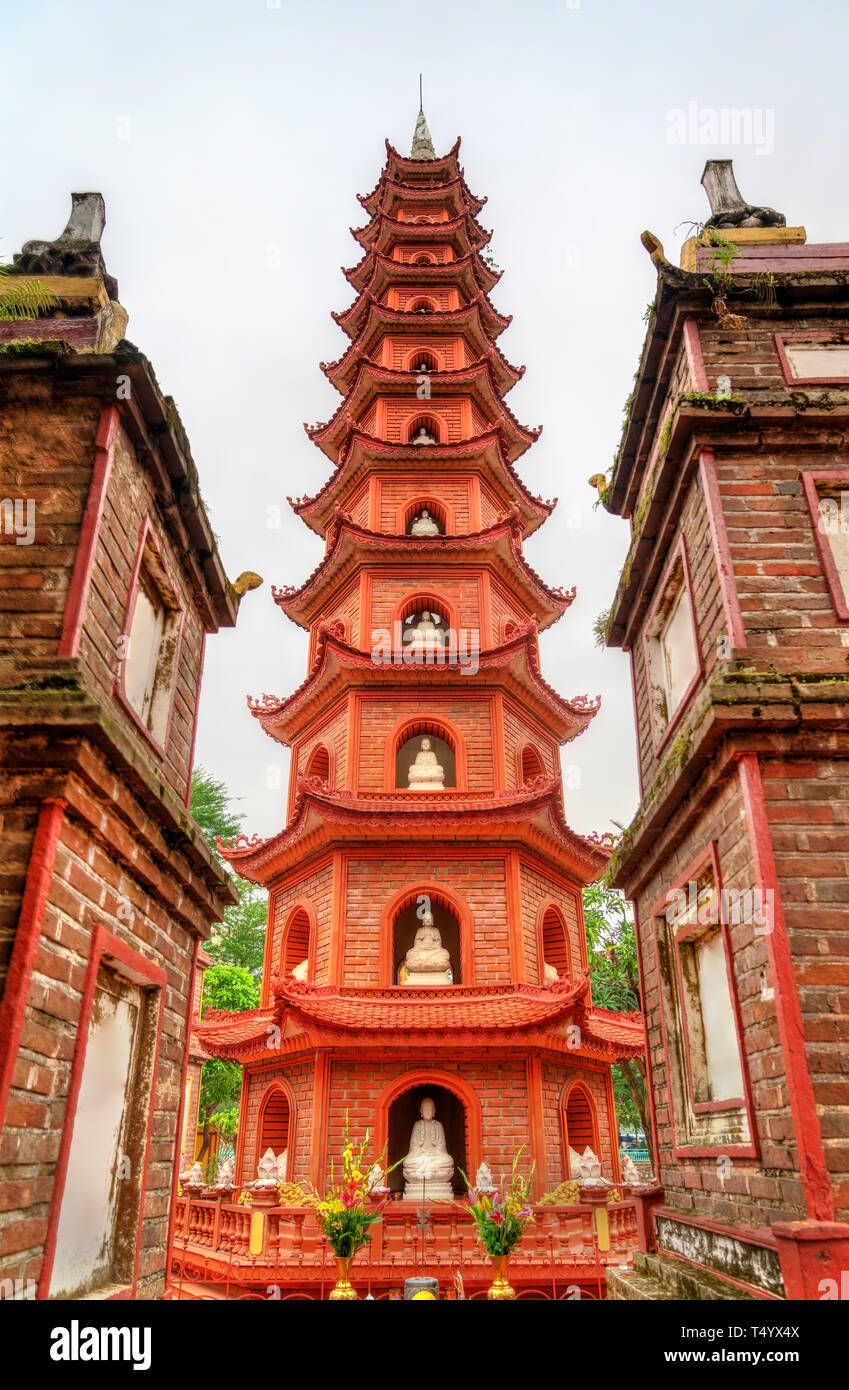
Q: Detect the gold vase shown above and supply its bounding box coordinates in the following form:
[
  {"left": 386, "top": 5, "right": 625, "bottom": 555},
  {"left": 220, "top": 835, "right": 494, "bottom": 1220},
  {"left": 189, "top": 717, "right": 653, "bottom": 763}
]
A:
[
  {"left": 329, "top": 1255, "right": 358, "bottom": 1300},
  {"left": 487, "top": 1253, "right": 516, "bottom": 1300}
]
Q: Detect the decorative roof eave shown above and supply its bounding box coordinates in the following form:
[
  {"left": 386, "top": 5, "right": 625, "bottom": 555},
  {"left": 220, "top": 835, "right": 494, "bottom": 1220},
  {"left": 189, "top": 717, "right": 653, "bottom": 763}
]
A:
[
  {"left": 343, "top": 246, "right": 500, "bottom": 297},
  {"left": 321, "top": 300, "right": 521, "bottom": 394},
  {"left": 323, "top": 338, "right": 523, "bottom": 400},
  {"left": 290, "top": 429, "right": 553, "bottom": 540},
  {"left": 332, "top": 280, "right": 511, "bottom": 342},
  {"left": 270, "top": 515, "right": 569, "bottom": 627},
  {"left": 247, "top": 622, "right": 598, "bottom": 745},
  {"left": 359, "top": 163, "right": 486, "bottom": 220},
  {"left": 351, "top": 207, "right": 491, "bottom": 255},
  {"left": 305, "top": 359, "right": 539, "bottom": 462},
  {"left": 217, "top": 781, "right": 613, "bottom": 887}
]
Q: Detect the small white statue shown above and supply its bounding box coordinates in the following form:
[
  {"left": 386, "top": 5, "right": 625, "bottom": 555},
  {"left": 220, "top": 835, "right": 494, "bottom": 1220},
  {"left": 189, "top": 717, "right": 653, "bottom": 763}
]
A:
[
  {"left": 569, "top": 1146, "right": 583, "bottom": 1179},
  {"left": 578, "top": 1146, "right": 606, "bottom": 1187},
  {"left": 216, "top": 1157, "right": 235, "bottom": 1188},
  {"left": 407, "top": 736, "right": 445, "bottom": 790},
  {"left": 621, "top": 1152, "right": 642, "bottom": 1185},
  {"left": 410, "top": 507, "right": 440, "bottom": 537},
  {"left": 291, "top": 958, "right": 308, "bottom": 982},
  {"left": 255, "top": 1147, "right": 279, "bottom": 1187},
  {"left": 402, "top": 1097, "right": 455, "bottom": 1200},
  {"left": 402, "top": 909, "right": 452, "bottom": 984},
  {"left": 276, "top": 1149, "right": 288, "bottom": 1182},
  {"left": 475, "top": 1161, "right": 496, "bottom": 1194},
  {"left": 366, "top": 1162, "right": 388, "bottom": 1194},
  {"left": 543, "top": 961, "right": 558, "bottom": 982},
  {"left": 404, "top": 611, "right": 445, "bottom": 654},
  {"left": 184, "top": 1161, "right": 205, "bottom": 1187},
  {"left": 413, "top": 425, "right": 436, "bottom": 445}
]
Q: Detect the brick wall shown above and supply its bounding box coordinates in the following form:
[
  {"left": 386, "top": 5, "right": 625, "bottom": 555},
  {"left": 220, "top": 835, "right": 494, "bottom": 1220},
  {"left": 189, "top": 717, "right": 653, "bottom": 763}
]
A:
[
  {"left": 240, "top": 1058, "right": 315, "bottom": 1186},
  {"left": 541, "top": 1062, "right": 616, "bottom": 1184}
]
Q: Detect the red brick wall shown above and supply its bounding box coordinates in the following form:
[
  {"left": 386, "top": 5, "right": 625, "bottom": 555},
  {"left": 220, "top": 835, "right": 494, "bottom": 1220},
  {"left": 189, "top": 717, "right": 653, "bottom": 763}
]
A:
[
  {"left": 541, "top": 1062, "right": 616, "bottom": 1185},
  {"left": 240, "top": 1059, "right": 315, "bottom": 1186},
  {"left": 518, "top": 861, "right": 584, "bottom": 986},
  {"left": 267, "top": 858, "right": 335, "bottom": 995},
  {"left": 355, "top": 693, "right": 494, "bottom": 791}
]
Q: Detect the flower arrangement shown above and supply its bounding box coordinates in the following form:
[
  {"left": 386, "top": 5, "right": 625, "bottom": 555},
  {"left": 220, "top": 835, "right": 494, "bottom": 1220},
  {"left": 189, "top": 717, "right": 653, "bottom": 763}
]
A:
[
  {"left": 309, "top": 1120, "right": 394, "bottom": 1258},
  {"left": 461, "top": 1148, "right": 535, "bottom": 1256}
]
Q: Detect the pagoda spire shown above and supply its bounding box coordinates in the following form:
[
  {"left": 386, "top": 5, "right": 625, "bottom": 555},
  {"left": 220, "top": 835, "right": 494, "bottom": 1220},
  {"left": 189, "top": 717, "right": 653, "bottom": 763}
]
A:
[{"left": 410, "top": 77, "right": 436, "bottom": 159}]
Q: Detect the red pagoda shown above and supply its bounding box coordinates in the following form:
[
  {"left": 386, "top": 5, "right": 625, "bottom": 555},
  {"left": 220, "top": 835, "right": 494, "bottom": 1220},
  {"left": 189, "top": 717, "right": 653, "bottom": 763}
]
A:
[{"left": 182, "top": 109, "right": 644, "bottom": 1298}]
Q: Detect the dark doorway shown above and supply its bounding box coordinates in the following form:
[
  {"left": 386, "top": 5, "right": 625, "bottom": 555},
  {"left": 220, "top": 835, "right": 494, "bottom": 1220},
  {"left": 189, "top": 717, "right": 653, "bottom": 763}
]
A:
[{"left": 386, "top": 1083, "right": 467, "bottom": 1197}]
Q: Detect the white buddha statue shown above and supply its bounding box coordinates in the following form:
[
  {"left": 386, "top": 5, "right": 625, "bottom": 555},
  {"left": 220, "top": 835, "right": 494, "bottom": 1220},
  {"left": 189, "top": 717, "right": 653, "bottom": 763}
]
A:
[
  {"left": 410, "top": 507, "right": 440, "bottom": 537},
  {"left": 403, "top": 610, "right": 445, "bottom": 655},
  {"left": 413, "top": 425, "right": 436, "bottom": 445},
  {"left": 402, "top": 1097, "right": 455, "bottom": 1200},
  {"left": 402, "top": 908, "right": 452, "bottom": 984},
  {"left": 407, "top": 736, "right": 445, "bottom": 790},
  {"left": 291, "top": 958, "right": 309, "bottom": 982}
]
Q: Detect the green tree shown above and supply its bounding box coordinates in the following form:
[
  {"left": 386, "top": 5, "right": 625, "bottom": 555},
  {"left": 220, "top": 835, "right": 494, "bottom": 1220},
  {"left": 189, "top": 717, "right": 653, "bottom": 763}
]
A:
[
  {"left": 190, "top": 767, "right": 267, "bottom": 979},
  {"left": 196, "top": 963, "right": 260, "bottom": 1161},
  {"left": 583, "top": 881, "right": 653, "bottom": 1166}
]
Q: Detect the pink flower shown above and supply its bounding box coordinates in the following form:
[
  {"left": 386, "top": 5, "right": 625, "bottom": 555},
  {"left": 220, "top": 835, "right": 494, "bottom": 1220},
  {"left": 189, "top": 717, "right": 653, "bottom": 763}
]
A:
[
  {"left": 517, "top": 1206, "right": 532, "bottom": 1219},
  {"left": 489, "top": 1209, "right": 503, "bottom": 1225}
]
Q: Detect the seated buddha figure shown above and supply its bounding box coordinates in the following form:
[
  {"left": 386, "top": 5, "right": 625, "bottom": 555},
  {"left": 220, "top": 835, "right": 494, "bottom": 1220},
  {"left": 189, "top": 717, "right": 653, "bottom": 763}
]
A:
[
  {"left": 403, "top": 610, "right": 445, "bottom": 657},
  {"left": 412, "top": 425, "right": 436, "bottom": 445},
  {"left": 407, "top": 736, "right": 445, "bottom": 790},
  {"left": 410, "top": 507, "right": 440, "bottom": 537},
  {"left": 402, "top": 1096, "right": 455, "bottom": 1200},
  {"left": 402, "top": 908, "right": 452, "bottom": 984}
]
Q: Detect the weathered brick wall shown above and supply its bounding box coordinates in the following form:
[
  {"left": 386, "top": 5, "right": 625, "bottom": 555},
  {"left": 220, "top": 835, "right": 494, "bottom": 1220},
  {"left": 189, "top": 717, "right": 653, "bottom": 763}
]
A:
[
  {"left": 0, "top": 800, "right": 198, "bottom": 1298},
  {"left": 0, "top": 378, "right": 101, "bottom": 668},
  {"left": 698, "top": 314, "right": 849, "bottom": 396},
  {"left": 632, "top": 766, "right": 811, "bottom": 1230},
  {"left": 759, "top": 755, "right": 849, "bottom": 1218},
  {"left": 79, "top": 424, "right": 206, "bottom": 802}
]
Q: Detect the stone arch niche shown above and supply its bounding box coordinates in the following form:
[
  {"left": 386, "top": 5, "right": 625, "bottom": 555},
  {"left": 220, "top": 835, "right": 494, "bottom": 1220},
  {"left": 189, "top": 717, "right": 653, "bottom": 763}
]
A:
[
  {"left": 386, "top": 1082, "right": 467, "bottom": 1198},
  {"left": 408, "top": 296, "right": 437, "bottom": 313},
  {"left": 561, "top": 1081, "right": 599, "bottom": 1174},
  {"left": 305, "top": 743, "right": 330, "bottom": 783},
  {"left": 402, "top": 496, "right": 448, "bottom": 536},
  {"left": 256, "top": 1084, "right": 291, "bottom": 1176},
  {"left": 520, "top": 743, "right": 545, "bottom": 785},
  {"left": 391, "top": 892, "right": 462, "bottom": 985},
  {"left": 406, "top": 348, "right": 440, "bottom": 373},
  {"left": 281, "top": 905, "right": 313, "bottom": 980},
  {"left": 539, "top": 904, "right": 571, "bottom": 981},
  {"left": 406, "top": 412, "right": 442, "bottom": 444},
  {"left": 395, "top": 723, "right": 456, "bottom": 790}
]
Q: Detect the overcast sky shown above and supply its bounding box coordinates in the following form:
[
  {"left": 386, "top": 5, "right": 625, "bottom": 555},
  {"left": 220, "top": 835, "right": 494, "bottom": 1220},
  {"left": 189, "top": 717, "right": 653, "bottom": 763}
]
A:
[{"left": 5, "top": 0, "right": 848, "bottom": 840}]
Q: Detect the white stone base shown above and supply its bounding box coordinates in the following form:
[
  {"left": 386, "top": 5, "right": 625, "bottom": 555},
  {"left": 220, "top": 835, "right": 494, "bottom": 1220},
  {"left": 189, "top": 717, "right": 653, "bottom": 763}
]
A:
[
  {"left": 403, "top": 970, "right": 451, "bottom": 985},
  {"left": 403, "top": 1178, "right": 455, "bottom": 1202}
]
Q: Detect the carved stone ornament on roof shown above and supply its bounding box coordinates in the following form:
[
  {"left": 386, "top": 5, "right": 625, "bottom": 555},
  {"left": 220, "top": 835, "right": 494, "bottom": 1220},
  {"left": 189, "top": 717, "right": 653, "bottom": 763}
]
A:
[
  {"left": 701, "top": 159, "right": 786, "bottom": 230},
  {"left": 12, "top": 191, "right": 119, "bottom": 299}
]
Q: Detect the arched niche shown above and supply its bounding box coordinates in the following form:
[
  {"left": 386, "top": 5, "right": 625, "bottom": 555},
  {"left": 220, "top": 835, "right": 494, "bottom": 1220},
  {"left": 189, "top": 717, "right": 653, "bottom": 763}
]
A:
[
  {"left": 305, "top": 743, "right": 330, "bottom": 783},
  {"left": 539, "top": 904, "right": 571, "bottom": 982},
  {"left": 281, "top": 905, "right": 313, "bottom": 980},
  {"left": 407, "top": 296, "right": 437, "bottom": 313},
  {"left": 561, "top": 1081, "right": 599, "bottom": 1176},
  {"left": 406, "top": 348, "right": 440, "bottom": 373},
  {"left": 406, "top": 412, "right": 442, "bottom": 445},
  {"left": 393, "top": 896, "right": 461, "bottom": 985},
  {"left": 520, "top": 744, "right": 545, "bottom": 785},
  {"left": 386, "top": 1082, "right": 467, "bottom": 1197},
  {"left": 384, "top": 714, "right": 466, "bottom": 792},
  {"left": 401, "top": 496, "right": 449, "bottom": 536},
  {"left": 257, "top": 1084, "right": 292, "bottom": 1172},
  {"left": 396, "top": 731, "right": 456, "bottom": 790}
]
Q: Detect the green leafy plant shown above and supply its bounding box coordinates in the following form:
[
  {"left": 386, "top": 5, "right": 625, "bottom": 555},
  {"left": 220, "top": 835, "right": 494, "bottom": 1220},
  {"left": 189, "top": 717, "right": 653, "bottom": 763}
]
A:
[{"left": 0, "top": 261, "right": 57, "bottom": 321}]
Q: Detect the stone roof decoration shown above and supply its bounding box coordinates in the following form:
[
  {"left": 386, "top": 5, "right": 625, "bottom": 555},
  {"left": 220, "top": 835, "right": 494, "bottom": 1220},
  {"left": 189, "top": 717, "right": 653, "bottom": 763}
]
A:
[
  {"left": 701, "top": 159, "right": 786, "bottom": 230},
  {"left": 410, "top": 94, "right": 437, "bottom": 160},
  {"left": 10, "top": 191, "right": 119, "bottom": 300}
]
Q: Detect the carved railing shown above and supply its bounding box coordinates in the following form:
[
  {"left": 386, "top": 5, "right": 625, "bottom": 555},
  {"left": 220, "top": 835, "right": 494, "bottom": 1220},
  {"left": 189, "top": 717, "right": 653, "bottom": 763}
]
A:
[{"left": 172, "top": 1194, "right": 639, "bottom": 1281}]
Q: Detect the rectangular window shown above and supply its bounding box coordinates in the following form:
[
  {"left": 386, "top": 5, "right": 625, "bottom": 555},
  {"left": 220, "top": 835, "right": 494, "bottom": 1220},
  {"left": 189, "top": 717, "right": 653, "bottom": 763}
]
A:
[
  {"left": 776, "top": 333, "right": 849, "bottom": 385},
  {"left": 118, "top": 521, "right": 184, "bottom": 751},
  {"left": 48, "top": 933, "right": 164, "bottom": 1299},
  {"left": 654, "top": 849, "right": 754, "bottom": 1155},
  {"left": 645, "top": 543, "right": 700, "bottom": 744},
  {"left": 802, "top": 472, "right": 849, "bottom": 620}
]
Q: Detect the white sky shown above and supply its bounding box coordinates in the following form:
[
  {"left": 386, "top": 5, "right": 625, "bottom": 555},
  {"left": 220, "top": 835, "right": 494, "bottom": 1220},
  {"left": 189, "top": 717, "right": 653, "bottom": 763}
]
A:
[{"left": 5, "top": 0, "right": 848, "bottom": 840}]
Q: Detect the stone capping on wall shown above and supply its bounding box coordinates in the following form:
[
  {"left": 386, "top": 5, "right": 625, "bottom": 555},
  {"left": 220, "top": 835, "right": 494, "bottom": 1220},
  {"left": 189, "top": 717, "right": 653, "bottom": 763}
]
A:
[{"left": 655, "top": 1212, "right": 784, "bottom": 1298}]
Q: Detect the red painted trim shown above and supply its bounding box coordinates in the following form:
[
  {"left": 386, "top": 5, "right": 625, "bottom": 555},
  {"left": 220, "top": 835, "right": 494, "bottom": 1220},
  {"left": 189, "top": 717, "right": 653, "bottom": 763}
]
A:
[
  {"left": 641, "top": 534, "right": 704, "bottom": 755},
  {"left": 166, "top": 933, "right": 200, "bottom": 1293},
  {"left": 185, "top": 632, "right": 206, "bottom": 805},
  {"left": 774, "top": 331, "right": 849, "bottom": 386},
  {"left": 604, "top": 1065, "right": 622, "bottom": 1183},
  {"left": 58, "top": 405, "right": 120, "bottom": 658},
  {"left": 738, "top": 754, "right": 833, "bottom": 1221},
  {"left": 801, "top": 469, "right": 849, "bottom": 621},
  {"left": 631, "top": 899, "right": 662, "bottom": 1174},
  {"left": 0, "top": 801, "right": 65, "bottom": 1131},
  {"left": 39, "top": 925, "right": 167, "bottom": 1299},
  {"left": 627, "top": 653, "right": 645, "bottom": 798},
  {"left": 699, "top": 449, "right": 747, "bottom": 650},
  {"left": 114, "top": 515, "right": 186, "bottom": 759},
  {"left": 234, "top": 1067, "right": 250, "bottom": 1187},
  {"left": 682, "top": 317, "right": 709, "bottom": 392}
]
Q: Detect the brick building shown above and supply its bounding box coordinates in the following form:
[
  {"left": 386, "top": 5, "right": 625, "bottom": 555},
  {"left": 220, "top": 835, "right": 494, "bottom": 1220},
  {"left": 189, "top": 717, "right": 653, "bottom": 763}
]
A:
[
  {"left": 604, "top": 163, "right": 849, "bottom": 1300},
  {"left": 185, "top": 111, "right": 643, "bottom": 1297},
  {"left": 0, "top": 194, "right": 245, "bottom": 1299}
]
